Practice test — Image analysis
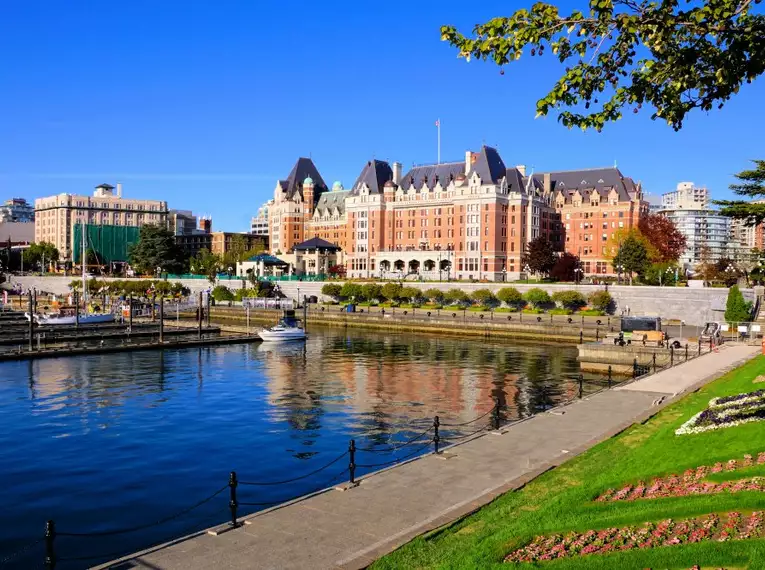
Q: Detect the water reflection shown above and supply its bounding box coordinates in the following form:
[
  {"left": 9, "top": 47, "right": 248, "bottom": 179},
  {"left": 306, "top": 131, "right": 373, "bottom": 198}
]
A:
[{"left": 0, "top": 326, "right": 585, "bottom": 569}]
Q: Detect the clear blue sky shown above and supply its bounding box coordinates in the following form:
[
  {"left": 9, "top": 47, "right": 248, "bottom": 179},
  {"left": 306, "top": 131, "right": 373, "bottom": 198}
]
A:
[{"left": 1, "top": 1, "right": 763, "bottom": 231}]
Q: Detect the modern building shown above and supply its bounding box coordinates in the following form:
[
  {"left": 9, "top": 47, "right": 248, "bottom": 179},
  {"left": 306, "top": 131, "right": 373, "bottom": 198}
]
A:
[
  {"left": 175, "top": 233, "right": 212, "bottom": 258},
  {"left": 168, "top": 209, "right": 199, "bottom": 236},
  {"left": 661, "top": 208, "right": 731, "bottom": 267},
  {"left": 34, "top": 183, "right": 168, "bottom": 261},
  {"left": 0, "top": 198, "right": 35, "bottom": 223},
  {"left": 250, "top": 202, "right": 272, "bottom": 236},
  {"left": 268, "top": 146, "right": 645, "bottom": 280},
  {"left": 662, "top": 182, "right": 709, "bottom": 210}
]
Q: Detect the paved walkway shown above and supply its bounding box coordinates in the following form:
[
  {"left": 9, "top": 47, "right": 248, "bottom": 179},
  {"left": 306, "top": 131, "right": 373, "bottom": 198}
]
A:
[{"left": 95, "top": 344, "right": 759, "bottom": 570}]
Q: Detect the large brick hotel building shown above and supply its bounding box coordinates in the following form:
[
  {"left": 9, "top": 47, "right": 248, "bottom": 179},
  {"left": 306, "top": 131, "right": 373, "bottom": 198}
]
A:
[{"left": 268, "top": 146, "right": 648, "bottom": 280}]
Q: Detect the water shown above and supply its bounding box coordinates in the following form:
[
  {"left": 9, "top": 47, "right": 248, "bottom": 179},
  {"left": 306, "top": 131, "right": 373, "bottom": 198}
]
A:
[{"left": 0, "top": 327, "right": 588, "bottom": 569}]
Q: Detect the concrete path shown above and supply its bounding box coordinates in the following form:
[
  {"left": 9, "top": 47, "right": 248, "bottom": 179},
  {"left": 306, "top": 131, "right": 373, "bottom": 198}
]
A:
[{"left": 95, "top": 344, "right": 759, "bottom": 570}]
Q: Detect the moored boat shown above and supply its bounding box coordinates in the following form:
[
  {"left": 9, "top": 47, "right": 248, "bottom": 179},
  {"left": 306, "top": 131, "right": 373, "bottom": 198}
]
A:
[{"left": 259, "top": 312, "right": 306, "bottom": 341}]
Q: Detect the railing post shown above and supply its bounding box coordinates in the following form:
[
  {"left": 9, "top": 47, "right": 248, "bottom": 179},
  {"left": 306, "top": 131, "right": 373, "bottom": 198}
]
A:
[
  {"left": 596, "top": 327, "right": 599, "bottom": 341},
  {"left": 348, "top": 439, "right": 356, "bottom": 485},
  {"left": 652, "top": 353, "right": 657, "bottom": 373},
  {"left": 198, "top": 291, "right": 203, "bottom": 340},
  {"left": 670, "top": 345, "right": 674, "bottom": 367},
  {"left": 45, "top": 519, "right": 56, "bottom": 570},
  {"left": 579, "top": 330, "right": 583, "bottom": 344},
  {"left": 128, "top": 293, "right": 133, "bottom": 330},
  {"left": 685, "top": 343, "right": 689, "bottom": 361},
  {"left": 608, "top": 365, "right": 612, "bottom": 388},
  {"left": 578, "top": 374, "right": 584, "bottom": 399},
  {"left": 633, "top": 357, "right": 638, "bottom": 378},
  {"left": 709, "top": 337, "right": 713, "bottom": 352},
  {"left": 698, "top": 340, "right": 702, "bottom": 356},
  {"left": 492, "top": 397, "right": 501, "bottom": 430},
  {"left": 28, "top": 291, "right": 34, "bottom": 352},
  {"left": 433, "top": 416, "right": 440, "bottom": 454},
  {"left": 159, "top": 296, "right": 164, "bottom": 344},
  {"left": 229, "top": 471, "right": 238, "bottom": 527}
]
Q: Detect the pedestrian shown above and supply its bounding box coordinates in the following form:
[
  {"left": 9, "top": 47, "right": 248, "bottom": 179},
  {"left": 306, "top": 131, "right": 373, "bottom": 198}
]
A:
[{"left": 626, "top": 305, "right": 631, "bottom": 316}]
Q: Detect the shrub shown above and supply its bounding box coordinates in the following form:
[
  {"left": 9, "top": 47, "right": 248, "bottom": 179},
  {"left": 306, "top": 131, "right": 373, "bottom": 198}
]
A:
[
  {"left": 549, "top": 308, "right": 573, "bottom": 315},
  {"left": 212, "top": 285, "right": 234, "bottom": 302},
  {"left": 321, "top": 283, "right": 342, "bottom": 300},
  {"left": 471, "top": 288, "right": 497, "bottom": 307},
  {"left": 444, "top": 288, "right": 470, "bottom": 306},
  {"left": 523, "top": 287, "right": 551, "bottom": 309},
  {"left": 588, "top": 290, "right": 613, "bottom": 313},
  {"left": 423, "top": 288, "right": 445, "bottom": 304},
  {"left": 496, "top": 287, "right": 525, "bottom": 308},
  {"left": 725, "top": 285, "right": 751, "bottom": 323},
  {"left": 522, "top": 307, "right": 544, "bottom": 314},
  {"left": 381, "top": 282, "right": 403, "bottom": 302},
  {"left": 551, "top": 290, "right": 586, "bottom": 310},
  {"left": 340, "top": 282, "right": 364, "bottom": 301},
  {"left": 400, "top": 286, "right": 423, "bottom": 303},
  {"left": 361, "top": 283, "right": 383, "bottom": 303}
]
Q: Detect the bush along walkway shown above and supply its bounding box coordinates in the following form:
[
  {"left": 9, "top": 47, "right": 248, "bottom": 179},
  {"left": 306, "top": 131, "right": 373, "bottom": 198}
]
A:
[
  {"left": 89, "top": 346, "right": 758, "bottom": 570},
  {"left": 372, "top": 346, "right": 765, "bottom": 570}
]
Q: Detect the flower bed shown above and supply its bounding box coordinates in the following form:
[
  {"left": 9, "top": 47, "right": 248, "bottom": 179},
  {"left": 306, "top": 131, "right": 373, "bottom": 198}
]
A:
[
  {"left": 505, "top": 511, "right": 763, "bottom": 563},
  {"left": 676, "top": 390, "right": 765, "bottom": 435},
  {"left": 595, "top": 452, "right": 765, "bottom": 502}
]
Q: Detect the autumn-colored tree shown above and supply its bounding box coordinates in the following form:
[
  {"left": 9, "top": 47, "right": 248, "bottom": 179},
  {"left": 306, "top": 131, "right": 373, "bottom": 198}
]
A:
[
  {"left": 440, "top": 1, "right": 765, "bottom": 132},
  {"left": 637, "top": 214, "right": 687, "bottom": 263},
  {"left": 522, "top": 235, "right": 557, "bottom": 276}
]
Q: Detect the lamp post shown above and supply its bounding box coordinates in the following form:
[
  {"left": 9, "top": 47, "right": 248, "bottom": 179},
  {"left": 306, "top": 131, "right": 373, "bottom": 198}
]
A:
[
  {"left": 574, "top": 267, "right": 583, "bottom": 285},
  {"left": 616, "top": 264, "right": 624, "bottom": 285},
  {"left": 297, "top": 285, "right": 300, "bottom": 309},
  {"left": 501, "top": 267, "right": 507, "bottom": 282},
  {"left": 524, "top": 264, "right": 531, "bottom": 285}
]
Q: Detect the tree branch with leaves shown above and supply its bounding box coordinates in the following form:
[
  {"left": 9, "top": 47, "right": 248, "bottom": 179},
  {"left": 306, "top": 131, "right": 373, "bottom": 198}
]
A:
[{"left": 441, "top": 0, "right": 765, "bottom": 131}]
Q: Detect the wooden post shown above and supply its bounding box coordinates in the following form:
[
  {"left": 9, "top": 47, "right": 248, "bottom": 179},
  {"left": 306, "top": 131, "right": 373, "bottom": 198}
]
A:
[
  {"left": 27, "top": 291, "right": 34, "bottom": 352},
  {"left": 159, "top": 296, "right": 164, "bottom": 343},
  {"left": 198, "top": 291, "right": 203, "bottom": 339}
]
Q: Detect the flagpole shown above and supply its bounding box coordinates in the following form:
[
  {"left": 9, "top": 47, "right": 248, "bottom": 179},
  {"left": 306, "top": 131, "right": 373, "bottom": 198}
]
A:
[{"left": 437, "top": 119, "right": 441, "bottom": 164}]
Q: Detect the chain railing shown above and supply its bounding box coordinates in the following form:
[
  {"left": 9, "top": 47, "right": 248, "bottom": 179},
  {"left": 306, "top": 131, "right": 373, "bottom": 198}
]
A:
[{"left": 4, "top": 349, "right": 716, "bottom": 569}]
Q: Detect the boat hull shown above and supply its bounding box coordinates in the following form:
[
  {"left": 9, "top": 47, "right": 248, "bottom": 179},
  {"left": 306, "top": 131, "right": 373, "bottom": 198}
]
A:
[
  {"left": 27, "top": 313, "right": 115, "bottom": 325},
  {"left": 258, "top": 329, "right": 306, "bottom": 341}
]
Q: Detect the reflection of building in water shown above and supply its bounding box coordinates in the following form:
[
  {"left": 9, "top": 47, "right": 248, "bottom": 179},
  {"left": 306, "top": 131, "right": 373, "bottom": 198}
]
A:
[{"left": 259, "top": 334, "right": 567, "bottom": 426}]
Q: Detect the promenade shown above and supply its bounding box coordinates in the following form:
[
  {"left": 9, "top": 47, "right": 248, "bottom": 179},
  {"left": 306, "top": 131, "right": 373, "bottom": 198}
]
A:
[{"left": 96, "top": 344, "right": 759, "bottom": 570}]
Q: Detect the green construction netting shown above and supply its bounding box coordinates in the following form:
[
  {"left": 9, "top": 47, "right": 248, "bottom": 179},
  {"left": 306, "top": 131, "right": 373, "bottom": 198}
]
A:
[{"left": 73, "top": 224, "right": 140, "bottom": 264}]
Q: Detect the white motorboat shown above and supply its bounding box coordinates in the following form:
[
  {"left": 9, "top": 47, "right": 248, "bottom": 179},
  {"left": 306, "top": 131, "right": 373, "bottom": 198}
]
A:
[{"left": 259, "top": 315, "right": 306, "bottom": 341}]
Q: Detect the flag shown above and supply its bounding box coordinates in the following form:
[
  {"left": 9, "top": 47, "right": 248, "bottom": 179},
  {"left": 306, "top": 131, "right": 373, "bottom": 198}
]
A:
[{"left": 435, "top": 119, "right": 440, "bottom": 127}]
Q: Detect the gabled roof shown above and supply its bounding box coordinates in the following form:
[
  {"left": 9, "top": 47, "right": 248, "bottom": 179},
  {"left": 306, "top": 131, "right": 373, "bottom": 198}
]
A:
[
  {"left": 293, "top": 237, "right": 341, "bottom": 251},
  {"left": 279, "top": 157, "right": 328, "bottom": 200},
  {"left": 468, "top": 146, "right": 506, "bottom": 184},
  {"left": 314, "top": 190, "right": 350, "bottom": 216},
  {"left": 533, "top": 167, "right": 640, "bottom": 204},
  {"left": 399, "top": 161, "right": 465, "bottom": 191},
  {"left": 351, "top": 160, "right": 393, "bottom": 195}
]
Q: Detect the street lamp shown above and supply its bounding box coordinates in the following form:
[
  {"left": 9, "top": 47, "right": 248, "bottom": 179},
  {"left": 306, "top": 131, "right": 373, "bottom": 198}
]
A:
[
  {"left": 297, "top": 285, "right": 300, "bottom": 309},
  {"left": 615, "top": 264, "right": 625, "bottom": 285},
  {"left": 574, "top": 267, "right": 583, "bottom": 285},
  {"left": 501, "top": 267, "right": 507, "bottom": 282},
  {"left": 658, "top": 266, "right": 673, "bottom": 286}
]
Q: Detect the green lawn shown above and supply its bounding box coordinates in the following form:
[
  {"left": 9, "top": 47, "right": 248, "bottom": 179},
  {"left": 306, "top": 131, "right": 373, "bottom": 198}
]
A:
[{"left": 372, "top": 356, "right": 765, "bottom": 570}]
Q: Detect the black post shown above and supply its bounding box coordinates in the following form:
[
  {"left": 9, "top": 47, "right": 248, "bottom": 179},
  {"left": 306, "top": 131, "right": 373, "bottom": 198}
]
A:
[
  {"left": 579, "top": 330, "right": 583, "bottom": 344},
  {"left": 492, "top": 397, "right": 501, "bottom": 430},
  {"left": 670, "top": 345, "right": 674, "bottom": 367},
  {"left": 709, "top": 337, "right": 713, "bottom": 352},
  {"left": 596, "top": 327, "right": 599, "bottom": 341},
  {"left": 159, "top": 296, "right": 164, "bottom": 344},
  {"left": 433, "top": 416, "right": 440, "bottom": 454},
  {"left": 578, "top": 374, "right": 584, "bottom": 399},
  {"left": 652, "top": 353, "right": 657, "bottom": 373},
  {"left": 128, "top": 293, "right": 133, "bottom": 330},
  {"left": 27, "top": 291, "right": 34, "bottom": 352},
  {"left": 229, "top": 471, "right": 238, "bottom": 527},
  {"left": 74, "top": 291, "right": 79, "bottom": 329},
  {"left": 685, "top": 343, "right": 689, "bottom": 361},
  {"left": 44, "top": 519, "right": 56, "bottom": 570},
  {"left": 633, "top": 357, "right": 638, "bottom": 378},
  {"left": 608, "top": 365, "right": 612, "bottom": 388},
  {"left": 349, "top": 439, "right": 356, "bottom": 485},
  {"left": 151, "top": 294, "right": 156, "bottom": 321},
  {"left": 206, "top": 292, "right": 211, "bottom": 327},
  {"left": 198, "top": 291, "right": 203, "bottom": 339},
  {"left": 303, "top": 294, "right": 307, "bottom": 327},
  {"left": 698, "top": 340, "right": 702, "bottom": 356}
]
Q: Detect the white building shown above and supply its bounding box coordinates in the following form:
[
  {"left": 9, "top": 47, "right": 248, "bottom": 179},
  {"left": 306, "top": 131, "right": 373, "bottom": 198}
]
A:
[
  {"left": 662, "top": 182, "right": 709, "bottom": 210},
  {"left": 0, "top": 198, "right": 35, "bottom": 223},
  {"left": 250, "top": 202, "right": 271, "bottom": 236}
]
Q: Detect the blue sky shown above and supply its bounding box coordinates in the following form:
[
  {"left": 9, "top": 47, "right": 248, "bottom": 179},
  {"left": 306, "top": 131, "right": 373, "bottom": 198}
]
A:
[{"left": 1, "top": 0, "right": 763, "bottom": 231}]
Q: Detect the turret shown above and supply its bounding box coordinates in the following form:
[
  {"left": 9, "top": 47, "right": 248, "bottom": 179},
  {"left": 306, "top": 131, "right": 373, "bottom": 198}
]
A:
[{"left": 303, "top": 176, "right": 315, "bottom": 222}]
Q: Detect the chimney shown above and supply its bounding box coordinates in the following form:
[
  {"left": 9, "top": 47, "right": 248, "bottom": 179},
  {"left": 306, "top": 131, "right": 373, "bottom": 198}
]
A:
[
  {"left": 543, "top": 173, "right": 552, "bottom": 193},
  {"left": 116, "top": 182, "right": 122, "bottom": 198},
  {"left": 465, "top": 151, "right": 473, "bottom": 175},
  {"left": 392, "top": 162, "right": 402, "bottom": 185},
  {"left": 516, "top": 165, "right": 526, "bottom": 177}
]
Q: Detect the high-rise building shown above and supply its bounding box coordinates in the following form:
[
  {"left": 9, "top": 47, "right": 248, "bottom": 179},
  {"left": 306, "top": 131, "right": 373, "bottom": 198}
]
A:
[
  {"left": 661, "top": 208, "right": 731, "bottom": 267},
  {"left": 661, "top": 182, "right": 709, "bottom": 210},
  {"left": 34, "top": 183, "right": 168, "bottom": 261},
  {"left": 0, "top": 198, "right": 35, "bottom": 223},
  {"left": 250, "top": 202, "right": 272, "bottom": 236},
  {"left": 268, "top": 146, "right": 646, "bottom": 280},
  {"left": 168, "top": 209, "right": 199, "bottom": 236}
]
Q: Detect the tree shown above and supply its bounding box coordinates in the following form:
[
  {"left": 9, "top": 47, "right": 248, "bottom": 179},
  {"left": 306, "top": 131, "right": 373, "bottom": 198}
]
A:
[
  {"left": 716, "top": 160, "right": 765, "bottom": 224},
  {"left": 522, "top": 236, "right": 557, "bottom": 276},
  {"left": 643, "top": 262, "right": 679, "bottom": 286},
  {"left": 551, "top": 290, "right": 586, "bottom": 310},
  {"left": 523, "top": 287, "right": 551, "bottom": 309},
  {"left": 361, "top": 283, "right": 383, "bottom": 303},
  {"left": 400, "top": 286, "right": 423, "bottom": 304},
  {"left": 22, "top": 241, "right": 59, "bottom": 270},
  {"left": 444, "top": 288, "right": 470, "bottom": 306},
  {"left": 128, "top": 224, "right": 187, "bottom": 275},
  {"left": 471, "top": 288, "right": 497, "bottom": 307},
  {"left": 190, "top": 248, "right": 222, "bottom": 284},
  {"left": 423, "top": 288, "right": 445, "bottom": 304},
  {"left": 725, "top": 285, "right": 751, "bottom": 323},
  {"left": 381, "top": 282, "right": 403, "bottom": 302},
  {"left": 637, "top": 214, "right": 687, "bottom": 263},
  {"left": 588, "top": 290, "right": 613, "bottom": 313},
  {"left": 612, "top": 235, "right": 649, "bottom": 284},
  {"left": 496, "top": 287, "right": 525, "bottom": 308},
  {"left": 328, "top": 264, "right": 346, "bottom": 278},
  {"left": 211, "top": 285, "right": 234, "bottom": 302},
  {"left": 321, "top": 283, "right": 342, "bottom": 301},
  {"left": 441, "top": 1, "right": 765, "bottom": 132},
  {"left": 550, "top": 252, "right": 581, "bottom": 282},
  {"left": 340, "top": 282, "right": 364, "bottom": 301}
]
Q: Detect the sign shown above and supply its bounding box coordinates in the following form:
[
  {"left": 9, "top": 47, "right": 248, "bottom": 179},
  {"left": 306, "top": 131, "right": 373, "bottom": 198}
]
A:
[
  {"left": 738, "top": 325, "right": 749, "bottom": 333},
  {"left": 752, "top": 325, "right": 762, "bottom": 332},
  {"left": 721, "top": 324, "right": 730, "bottom": 331}
]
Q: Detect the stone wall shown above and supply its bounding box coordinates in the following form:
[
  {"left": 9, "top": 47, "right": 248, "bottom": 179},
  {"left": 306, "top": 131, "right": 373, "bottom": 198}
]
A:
[{"left": 4, "top": 275, "right": 754, "bottom": 326}]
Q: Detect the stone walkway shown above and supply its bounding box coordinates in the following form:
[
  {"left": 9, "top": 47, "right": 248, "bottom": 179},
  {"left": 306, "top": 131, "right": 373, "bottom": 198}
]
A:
[{"left": 95, "top": 344, "right": 760, "bottom": 570}]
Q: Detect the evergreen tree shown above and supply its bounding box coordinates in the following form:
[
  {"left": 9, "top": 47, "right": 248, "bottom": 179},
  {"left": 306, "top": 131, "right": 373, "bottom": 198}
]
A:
[
  {"left": 725, "top": 285, "right": 751, "bottom": 323},
  {"left": 128, "top": 224, "right": 187, "bottom": 275},
  {"left": 522, "top": 236, "right": 557, "bottom": 277},
  {"left": 612, "top": 236, "right": 649, "bottom": 285}
]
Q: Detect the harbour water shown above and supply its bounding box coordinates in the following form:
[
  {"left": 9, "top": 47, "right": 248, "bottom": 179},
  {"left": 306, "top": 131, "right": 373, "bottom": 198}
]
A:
[{"left": 0, "top": 327, "right": 590, "bottom": 569}]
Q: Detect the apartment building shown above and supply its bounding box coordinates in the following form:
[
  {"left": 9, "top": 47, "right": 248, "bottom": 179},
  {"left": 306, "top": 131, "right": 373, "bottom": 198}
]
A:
[{"left": 0, "top": 198, "right": 35, "bottom": 222}]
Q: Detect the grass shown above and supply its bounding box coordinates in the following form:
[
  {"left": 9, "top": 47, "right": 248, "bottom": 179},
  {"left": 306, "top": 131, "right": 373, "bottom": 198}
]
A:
[
  {"left": 579, "top": 309, "right": 606, "bottom": 316},
  {"left": 371, "top": 355, "right": 765, "bottom": 570},
  {"left": 549, "top": 308, "right": 574, "bottom": 315}
]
